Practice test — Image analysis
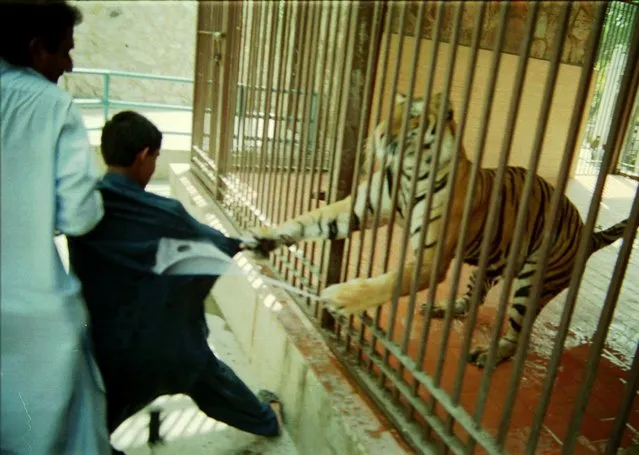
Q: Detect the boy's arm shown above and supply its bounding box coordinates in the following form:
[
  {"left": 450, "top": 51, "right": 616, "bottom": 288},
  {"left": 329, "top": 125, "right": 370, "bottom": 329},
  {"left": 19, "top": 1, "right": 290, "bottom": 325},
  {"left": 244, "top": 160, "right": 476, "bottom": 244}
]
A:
[
  {"left": 172, "top": 201, "right": 243, "bottom": 257},
  {"left": 55, "top": 100, "right": 104, "bottom": 236}
]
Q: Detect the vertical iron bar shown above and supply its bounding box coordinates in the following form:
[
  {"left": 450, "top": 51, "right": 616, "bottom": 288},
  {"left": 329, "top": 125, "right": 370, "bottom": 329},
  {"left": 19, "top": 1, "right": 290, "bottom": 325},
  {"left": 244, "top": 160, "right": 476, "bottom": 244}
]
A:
[
  {"left": 340, "top": 1, "right": 384, "bottom": 352},
  {"left": 471, "top": 2, "right": 572, "bottom": 447},
  {"left": 220, "top": 3, "right": 244, "bottom": 225},
  {"left": 257, "top": 2, "right": 289, "bottom": 226},
  {"left": 215, "top": 4, "right": 236, "bottom": 207},
  {"left": 246, "top": 3, "right": 267, "bottom": 220},
  {"left": 225, "top": 2, "right": 254, "bottom": 221},
  {"left": 290, "top": 3, "right": 322, "bottom": 291},
  {"left": 606, "top": 340, "right": 639, "bottom": 454},
  {"left": 278, "top": 3, "right": 310, "bottom": 227},
  {"left": 405, "top": 0, "right": 464, "bottom": 395},
  {"left": 238, "top": 2, "right": 265, "bottom": 225},
  {"left": 425, "top": 1, "right": 486, "bottom": 415},
  {"left": 320, "top": 2, "right": 366, "bottom": 328},
  {"left": 379, "top": 1, "right": 427, "bottom": 374},
  {"left": 310, "top": 1, "right": 342, "bottom": 318},
  {"left": 353, "top": 2, "right": 394, "bottom": 366},
  {"left": 563, "top": 185, "right": 639, "bottom": 454},
  {"left": 590, "top": 2, "right": 630, "bottom": 175},
  {"left": 366, "top": 3, "right": 407, "bottom": 370},
  {"left": 416, "top": 1, "right": 508, "bottom": 384},
  {"left": 281, "top": 3, "right": 312, "bottom": 284},
  {"left": 353, "top": 2, "right": 394, "bottom": 287},
  {"left": 522, "top": 4, "right": 608, "bottom": 452},
  {"left": 191, "top": 3, "right": 209, "bottom": 151},
  {"left": 313, "top": 3, "right": 346, "bottom": 302},
  {"left": 232, "top": 2, "right": 248, "bottom": 170},
  {"left": 262, "top": 2, "right": 295, "bottom": 225},
  {"left": 401, "top": 0, "right": 443, "bottom": 394},
  {"left": 304, "top": 1, "right": 334, "bottom": 301},
  {"left": 403, "top": 2, "right": 483, "bottom": 362},
  {"left": 270, "top": 3, "right": 303, "bottom": 230},
  {"left": 523, "top": 4, "right": 639, "bottom": 453},
  {"left": 610, "top": 4, "right": 639, "bottom": 175}
]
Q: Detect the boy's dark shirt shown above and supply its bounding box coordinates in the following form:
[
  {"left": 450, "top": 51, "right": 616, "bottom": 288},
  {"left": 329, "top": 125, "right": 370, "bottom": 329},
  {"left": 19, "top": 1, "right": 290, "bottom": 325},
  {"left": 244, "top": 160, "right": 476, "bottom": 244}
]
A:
[{"left": 67, "top": 172, "right": 241, "bottom": 429}]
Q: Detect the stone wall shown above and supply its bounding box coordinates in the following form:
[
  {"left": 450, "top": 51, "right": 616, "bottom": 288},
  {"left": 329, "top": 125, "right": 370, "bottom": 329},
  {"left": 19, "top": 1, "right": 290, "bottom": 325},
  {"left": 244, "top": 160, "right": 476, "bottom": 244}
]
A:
[
  {"left": 389, "top": 2, "right": 596, "bottom": 66},
  {"left": 61, "top": 0, "right": 197, "bottom": 107}
]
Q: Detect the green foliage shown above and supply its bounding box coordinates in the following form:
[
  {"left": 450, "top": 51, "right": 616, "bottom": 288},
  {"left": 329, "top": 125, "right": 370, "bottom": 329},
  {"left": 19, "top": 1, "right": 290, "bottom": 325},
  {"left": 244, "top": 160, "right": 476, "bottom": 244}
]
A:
[{"left": 596, "top": 2, "right": 637, "bottom": 72}]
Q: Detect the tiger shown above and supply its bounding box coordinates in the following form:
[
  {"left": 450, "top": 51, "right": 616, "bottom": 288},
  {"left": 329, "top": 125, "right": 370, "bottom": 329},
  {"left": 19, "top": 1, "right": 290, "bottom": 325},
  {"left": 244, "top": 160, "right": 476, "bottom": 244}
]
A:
[{"left": 245, "top": 92, "right": 629, "bottom": 368}]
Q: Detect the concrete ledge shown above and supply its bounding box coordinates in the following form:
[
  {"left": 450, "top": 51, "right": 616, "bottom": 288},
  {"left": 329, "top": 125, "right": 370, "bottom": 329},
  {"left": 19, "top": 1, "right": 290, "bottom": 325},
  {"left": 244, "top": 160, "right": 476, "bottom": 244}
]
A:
[{"left": 169, "top": 163, "right": 409, "bottom": 455}]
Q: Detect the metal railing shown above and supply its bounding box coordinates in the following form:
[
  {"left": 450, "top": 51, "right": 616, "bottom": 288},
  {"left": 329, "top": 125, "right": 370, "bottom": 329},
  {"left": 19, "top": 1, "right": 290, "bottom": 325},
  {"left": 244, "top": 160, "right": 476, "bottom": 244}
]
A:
[
  {"left": 618, "top": 90, "right": 639, "bottom": 178},
  {"left": 576, "top": 1, "right": 638, "bottom": 175},
  {"left": 62, "top": 68, "right": 194, "bottom": 137},
  {"left": 191, "top": 2, "right": 639, "bottom": 454}
]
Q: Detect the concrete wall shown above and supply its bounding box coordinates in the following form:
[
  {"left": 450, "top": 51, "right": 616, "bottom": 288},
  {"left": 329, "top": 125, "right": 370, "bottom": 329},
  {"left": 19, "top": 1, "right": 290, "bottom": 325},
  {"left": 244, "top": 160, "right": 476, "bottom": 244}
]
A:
[
  {"left": 372, "top": 34, "right": 596, "bottom": 183},
  {"left": 169, "top": 164, "right": 413, "bottom": 455},
  {"left": 62, "top": 0, "right": 197, "bottom": 107}
]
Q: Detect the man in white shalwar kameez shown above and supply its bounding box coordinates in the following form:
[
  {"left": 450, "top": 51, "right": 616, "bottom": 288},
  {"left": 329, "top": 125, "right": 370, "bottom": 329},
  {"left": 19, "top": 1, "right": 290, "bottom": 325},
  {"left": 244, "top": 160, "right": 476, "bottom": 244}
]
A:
[{"left": 0, "top": 2, "right": 110, "bottom": 454}]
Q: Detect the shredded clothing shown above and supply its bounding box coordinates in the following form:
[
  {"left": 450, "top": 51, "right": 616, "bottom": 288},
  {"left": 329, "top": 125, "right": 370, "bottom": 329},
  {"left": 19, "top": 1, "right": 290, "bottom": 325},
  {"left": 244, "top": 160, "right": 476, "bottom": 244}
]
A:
[
  {"left": 67, "top": 172, "right": 279, "bottom": 436},
  {"left": 0, "top": 58, "right": 110, "bottom": 454}
]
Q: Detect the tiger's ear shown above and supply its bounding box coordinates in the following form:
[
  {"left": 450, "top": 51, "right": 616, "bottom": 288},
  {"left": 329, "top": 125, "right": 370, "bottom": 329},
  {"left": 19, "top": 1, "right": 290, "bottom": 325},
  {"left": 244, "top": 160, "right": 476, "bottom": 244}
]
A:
[{"left": 432, "top": 92, "right": 454, "bottom": 121}]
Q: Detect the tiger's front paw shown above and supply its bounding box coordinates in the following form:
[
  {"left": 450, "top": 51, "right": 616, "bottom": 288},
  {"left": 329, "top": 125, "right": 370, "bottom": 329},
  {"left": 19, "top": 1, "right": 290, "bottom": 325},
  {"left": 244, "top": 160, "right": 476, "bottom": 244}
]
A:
[
  {"left": 422, "top": 298, "right": 469, "bottom": 318},
  {"left": 321, "top": 278, "right": 390, "bottom": 315},
  {"left": 241, "top": 227, "right": 296, "bottom": 258}
]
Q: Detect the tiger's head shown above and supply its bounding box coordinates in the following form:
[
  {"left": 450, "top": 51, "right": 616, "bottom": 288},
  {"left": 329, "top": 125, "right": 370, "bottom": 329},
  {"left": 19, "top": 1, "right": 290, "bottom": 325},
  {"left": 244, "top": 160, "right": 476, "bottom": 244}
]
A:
[{"left": 372, "top": 91, "right": 457, "bottom": 173}]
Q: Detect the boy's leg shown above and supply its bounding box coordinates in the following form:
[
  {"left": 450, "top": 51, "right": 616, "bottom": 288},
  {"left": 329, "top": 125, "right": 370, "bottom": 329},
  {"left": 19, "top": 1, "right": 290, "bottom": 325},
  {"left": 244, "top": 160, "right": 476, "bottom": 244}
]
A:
[{"left": 188, "top": 355, "right": 281, "bottom": 437}]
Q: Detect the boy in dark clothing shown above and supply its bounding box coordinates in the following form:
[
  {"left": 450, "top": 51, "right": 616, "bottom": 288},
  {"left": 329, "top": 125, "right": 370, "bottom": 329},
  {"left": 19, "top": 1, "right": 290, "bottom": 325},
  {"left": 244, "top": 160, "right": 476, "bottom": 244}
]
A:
[{"left": 67, "top": 111, "right": 284, "bottom": 445}]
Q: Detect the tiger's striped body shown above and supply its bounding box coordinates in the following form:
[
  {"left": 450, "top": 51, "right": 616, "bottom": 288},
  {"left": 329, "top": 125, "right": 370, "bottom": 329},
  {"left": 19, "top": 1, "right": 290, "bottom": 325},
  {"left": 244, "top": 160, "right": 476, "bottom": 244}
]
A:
[{"left": 249, "top": 93, "right": 628, "bottom": 367}]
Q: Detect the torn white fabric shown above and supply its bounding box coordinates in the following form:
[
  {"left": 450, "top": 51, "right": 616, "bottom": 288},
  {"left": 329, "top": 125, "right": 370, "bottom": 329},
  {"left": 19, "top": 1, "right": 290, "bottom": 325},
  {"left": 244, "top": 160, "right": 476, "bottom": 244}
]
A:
[{"left": 153, "top": 237, "right": 332, "bottom": 303}]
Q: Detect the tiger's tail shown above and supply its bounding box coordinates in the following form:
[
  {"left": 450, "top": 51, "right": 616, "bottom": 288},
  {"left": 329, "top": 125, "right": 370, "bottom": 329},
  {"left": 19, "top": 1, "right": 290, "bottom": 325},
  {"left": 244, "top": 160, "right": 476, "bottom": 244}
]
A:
[{"left": 591, "top": 219, "right": 628, "bottom": 252}]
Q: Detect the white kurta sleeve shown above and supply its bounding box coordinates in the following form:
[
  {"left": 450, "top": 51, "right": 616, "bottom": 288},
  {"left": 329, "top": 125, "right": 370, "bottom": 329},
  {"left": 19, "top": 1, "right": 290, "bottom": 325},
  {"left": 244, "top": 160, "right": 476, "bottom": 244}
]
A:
[{"left": 55, "top": 100, "right": 104, "bottom": 236}]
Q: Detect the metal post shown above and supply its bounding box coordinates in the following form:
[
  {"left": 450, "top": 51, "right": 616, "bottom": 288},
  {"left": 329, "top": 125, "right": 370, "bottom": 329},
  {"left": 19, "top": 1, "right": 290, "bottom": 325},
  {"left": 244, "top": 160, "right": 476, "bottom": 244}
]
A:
[
  {"left": 190, "top": 2, "right": 211, "bottom": 151},
  {"left": 320, "top": 1, "right": 379, "bottom": 329},
  {"left": 103, "top": 72, "right": 110, "bottom": 123}
]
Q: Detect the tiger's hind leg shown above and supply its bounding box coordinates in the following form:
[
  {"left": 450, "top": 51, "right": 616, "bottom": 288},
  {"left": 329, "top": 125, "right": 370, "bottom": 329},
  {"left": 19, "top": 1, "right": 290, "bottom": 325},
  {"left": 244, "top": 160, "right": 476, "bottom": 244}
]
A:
[
  {"left": 467, "top": 267, "right": 532, "bottom": 368},
  {"left": 426, "top": 266, "right": 502, "bottom": 318},
  {"left": 468, "top": 260, "right": 557, "bottom": 368}
]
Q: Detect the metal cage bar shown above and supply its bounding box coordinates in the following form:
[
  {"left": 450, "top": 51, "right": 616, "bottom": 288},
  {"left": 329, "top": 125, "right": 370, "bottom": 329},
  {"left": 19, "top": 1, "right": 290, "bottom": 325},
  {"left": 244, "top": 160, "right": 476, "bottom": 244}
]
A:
[{"left": 189, "top": 1, "right": 639, "bottom": 453}]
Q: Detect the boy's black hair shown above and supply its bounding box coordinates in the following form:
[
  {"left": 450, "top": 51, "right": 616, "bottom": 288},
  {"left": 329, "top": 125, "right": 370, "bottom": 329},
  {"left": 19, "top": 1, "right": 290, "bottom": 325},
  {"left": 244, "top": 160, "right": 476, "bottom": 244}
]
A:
[
  {"left": 101, "top": 111, "right": 163, "bottom": 167},
  {"left": 0, "top": 0, "right": 82, "bottom": 67}
]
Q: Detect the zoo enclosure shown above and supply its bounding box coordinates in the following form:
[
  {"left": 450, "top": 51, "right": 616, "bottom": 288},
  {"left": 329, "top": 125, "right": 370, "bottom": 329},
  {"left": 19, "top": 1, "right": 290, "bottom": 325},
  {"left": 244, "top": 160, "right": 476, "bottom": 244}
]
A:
[{"left": 190, "top": 1, "right": 639, "bottom": 454}]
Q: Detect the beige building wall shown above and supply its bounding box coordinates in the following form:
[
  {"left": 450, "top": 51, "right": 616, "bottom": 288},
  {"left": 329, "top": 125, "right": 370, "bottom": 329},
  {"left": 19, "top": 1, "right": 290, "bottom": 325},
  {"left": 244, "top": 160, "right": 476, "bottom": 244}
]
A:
[
  {"left": 371, "top": 34, "right": 596, "bottom": 183},
  {"left": 62, "top": 0, "right": 197, "bottom": 107}
]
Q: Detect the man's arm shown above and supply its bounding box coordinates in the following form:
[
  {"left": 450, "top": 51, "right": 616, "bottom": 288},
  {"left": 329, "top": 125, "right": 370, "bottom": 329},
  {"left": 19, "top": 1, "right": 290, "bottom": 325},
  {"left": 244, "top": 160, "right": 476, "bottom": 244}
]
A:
[{"left": 55, "top": 100, "right": 104, "bottom": 236}]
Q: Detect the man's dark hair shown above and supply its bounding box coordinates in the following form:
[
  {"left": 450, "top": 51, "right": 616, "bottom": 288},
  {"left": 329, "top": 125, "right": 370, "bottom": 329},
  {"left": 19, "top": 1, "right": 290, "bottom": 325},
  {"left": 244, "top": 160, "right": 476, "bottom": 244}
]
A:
[
  {"left": 0, "top": 1, "right": 82, "bottom": 66},
  {"left": 101, "top": 111, "right": 163, "bottom": 166}
]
